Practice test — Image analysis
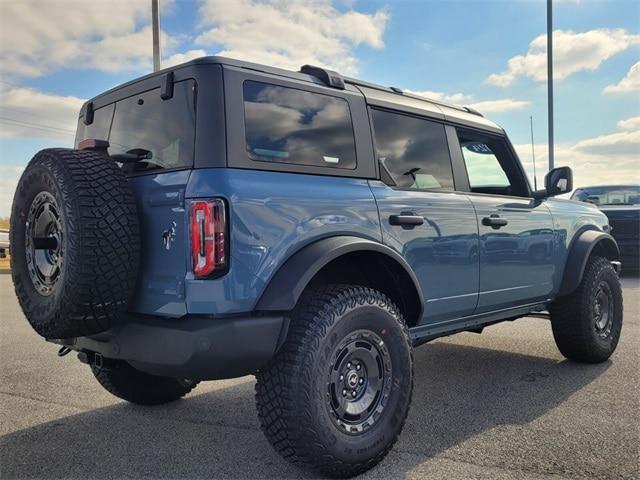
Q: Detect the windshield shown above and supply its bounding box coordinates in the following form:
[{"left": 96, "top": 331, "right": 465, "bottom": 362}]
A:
[{"left": 571, "top": 186, "right": 640, "bottom": 206}]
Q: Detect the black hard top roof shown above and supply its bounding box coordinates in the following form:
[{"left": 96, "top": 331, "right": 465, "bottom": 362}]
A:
[{"left": 87, "top": 55, "right": 503, "bottom": 132}]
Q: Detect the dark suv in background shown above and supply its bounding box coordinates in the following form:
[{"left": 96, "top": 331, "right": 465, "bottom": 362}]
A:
[{"left": 572, "top": 185, "right": 640, "bottom": 272}]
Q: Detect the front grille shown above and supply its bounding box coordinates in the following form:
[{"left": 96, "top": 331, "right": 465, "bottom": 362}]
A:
[{"left": 610, "top": 219, "right": 639, "bottom": 236}]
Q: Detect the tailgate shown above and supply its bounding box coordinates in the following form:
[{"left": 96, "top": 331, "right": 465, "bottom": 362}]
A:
[{"left": 128, "top": 170, "right": 190, "bottom": 316}]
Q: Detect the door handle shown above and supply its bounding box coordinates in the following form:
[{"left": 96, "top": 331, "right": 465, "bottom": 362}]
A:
[
  {"left": 389, "top": 214, "right": 424, "bottom": 227},
  {"left": 482, "top": 214, "right": 508, "bottom": 229}
]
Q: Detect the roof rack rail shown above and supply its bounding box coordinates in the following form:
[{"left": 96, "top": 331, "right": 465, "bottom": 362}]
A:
[
  {"left": 300, "top": 65, "right": 345, "bottom": 90},
  {"left": 390, "top": 86, "right": 403, "bottom": 94},
  {"left": 464, "top": 106, "right": 484, "bottom": 117}
]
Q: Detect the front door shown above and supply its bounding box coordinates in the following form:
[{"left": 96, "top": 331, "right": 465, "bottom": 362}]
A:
[
  {"left": 455, "top": 129, "right": 555, "bottom": 312},
  {"left": 369, "top": 109, "right": 479, "bottom": 325}
]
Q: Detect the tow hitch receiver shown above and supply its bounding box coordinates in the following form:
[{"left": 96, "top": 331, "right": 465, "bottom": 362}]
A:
[{"left": 77, "top": 351, "right": 103, "bottom": 369}]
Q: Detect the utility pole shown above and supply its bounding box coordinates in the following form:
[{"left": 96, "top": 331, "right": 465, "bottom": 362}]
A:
[
  {"left": 547, "top": 0, "right": 554, "bottom": 170},
  {"left": 152, "top": 0, "right": 161, "bottom": 72}
]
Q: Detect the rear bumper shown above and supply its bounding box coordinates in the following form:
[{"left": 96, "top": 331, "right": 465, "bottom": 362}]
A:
[{"left": 55, "top": 314, "right": 289, "bottom": 380}]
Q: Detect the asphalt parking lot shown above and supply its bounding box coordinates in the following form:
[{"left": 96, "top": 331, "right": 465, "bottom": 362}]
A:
[{"left": 1, "top": 273, "right": 638, "bottom": 479}]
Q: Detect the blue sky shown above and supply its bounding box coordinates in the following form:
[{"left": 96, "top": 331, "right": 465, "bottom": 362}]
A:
[{"left": 1, "top": 0, "right": 639, "bottom": 217}]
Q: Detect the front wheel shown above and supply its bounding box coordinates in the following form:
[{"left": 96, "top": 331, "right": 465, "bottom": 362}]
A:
[
  {"left": 550, "top": 256, "right": 623, "bottom": 363},
  {"left": 255, "top": 284, "right": 413, "bottom": 478}
]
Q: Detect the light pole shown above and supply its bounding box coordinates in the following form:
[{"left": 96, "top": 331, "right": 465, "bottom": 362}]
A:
[
  {"left": 152, "top": 0, "right": 161, "bottom": 72},
  {"left": 547, "top": 0, "right": 554, "bottom": 170}
]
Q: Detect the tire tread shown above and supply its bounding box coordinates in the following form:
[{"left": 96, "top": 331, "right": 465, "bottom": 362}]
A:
[{"left": 255, "top": 284, "right": 413, "bottom": 478}]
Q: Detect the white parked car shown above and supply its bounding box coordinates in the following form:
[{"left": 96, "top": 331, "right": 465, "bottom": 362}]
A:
[{"left": 0, "top": 229, "right": 9, "bottom": 258}]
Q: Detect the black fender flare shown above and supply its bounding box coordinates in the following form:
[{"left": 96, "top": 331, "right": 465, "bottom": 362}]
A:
[
  {"left": 558, "top": 230, "right": 620, "bottom": 297},
  {"left": 256, "top": 235, "right": 424, "bottom": 312}
]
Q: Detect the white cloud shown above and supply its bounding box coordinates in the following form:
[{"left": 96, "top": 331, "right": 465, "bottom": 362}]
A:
[
  {"left": 487, "top": 29, "right": 640, "bottom": 87},
  {"left": 514, "top": 121, "right": 640, "bottom": 190},
  {"left": 405, "top": 89, "right": 530, "bottom": 113},
  {"left": 617, "top": 116, "right": 640, "bottom": 131},
  {"left": 163, "top": 50, "right": 208, "bottom": 68},
  {"left": 0, "top": 166, "right": 25, "bottom": 218},
  {"left": 604, "top": 62, "right": 640, "bottom": 94},
  {"left": 404, "top": 89, "right": 471, "bottom": 105},
  {"left": 467, "top": 99, "right": 531, "bottom": 113},
  {"left": 195, "top": 0, "right": 389, "bottom": 75},
  {"left": 573, "top": 129, "right": 640, "bottom": 157},
  {"left": 0, "top": 0, "right": 177, "bottom": 77},
  {"left": 0, "top": 88, "right": 84, "bottom": 141}
]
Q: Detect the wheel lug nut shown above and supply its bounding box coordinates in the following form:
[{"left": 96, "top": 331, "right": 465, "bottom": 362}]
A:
[
  {"left": 342, "top": 389, "right": 347, "bottom": 396},
  {"left": 351, "top": 391, "right": 357, "bottom": 398},
  {"left": 339, "top": 375, "right": 344, "bottom": 381},
  {"left": 359, "top": 378, "right": 364, "bottom": 385},
  {"left": 347, "top": 362, "right": 351, "bottom": 369},
  {"left": 356, "top": 364, "right": 361, "bottom": 371}
]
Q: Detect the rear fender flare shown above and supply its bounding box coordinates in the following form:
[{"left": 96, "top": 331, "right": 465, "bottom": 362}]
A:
[{"left": 255, "top": 236, "right": 424, "bottom": 312}]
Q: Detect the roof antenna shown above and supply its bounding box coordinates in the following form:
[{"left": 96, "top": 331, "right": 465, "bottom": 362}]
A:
[{"left": 530, "top": 115, "right": 538, "bottom": 190}]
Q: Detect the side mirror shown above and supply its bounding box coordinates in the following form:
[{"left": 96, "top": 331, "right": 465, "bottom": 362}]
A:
[
  {"left": 545, "top": 166, "right": 573, "bottom": 196},
  {"left": 532, "top": 166, "right": 573, "bottom": 199}
]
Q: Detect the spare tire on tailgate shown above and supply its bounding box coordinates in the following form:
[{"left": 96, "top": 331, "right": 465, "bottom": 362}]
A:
[{"left": 10, "top": 148, "right": 140, "bottom": 339}]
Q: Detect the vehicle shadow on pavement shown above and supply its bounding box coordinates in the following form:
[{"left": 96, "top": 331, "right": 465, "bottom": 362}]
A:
[{"left": 0, "top": 341, "right": 610, "bottom": 479}]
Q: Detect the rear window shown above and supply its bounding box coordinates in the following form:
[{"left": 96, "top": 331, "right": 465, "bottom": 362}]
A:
[
  {"left": 243, "top": 80, "right": 356, "bottom": 169},
  {"left": 74, "top": 103, "right": 114, "bottom": 146},
  {"left": 76, "top": 79, "right": 196, "bottom": 174}
]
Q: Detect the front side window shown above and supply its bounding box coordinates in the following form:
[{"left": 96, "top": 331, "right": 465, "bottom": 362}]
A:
[
  {"left": 243, "top": 81, "right": 356, "bottom": 169},
  {"left": 371, "top": 109, "right": 454, "bottom": 190},
  {"left": 108, "top": 79, "right": 196, "bottom": 173},
  {"left": 457, "top": 130, "right": 528, "bottom": 196}
]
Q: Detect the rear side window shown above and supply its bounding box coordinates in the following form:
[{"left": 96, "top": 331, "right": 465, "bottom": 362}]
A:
[
  {"left": 243, "top": 80, "right": 356, "bottom": 169},
  {"left": 371, "top": 109, "right": 454, "bottom": 190}
]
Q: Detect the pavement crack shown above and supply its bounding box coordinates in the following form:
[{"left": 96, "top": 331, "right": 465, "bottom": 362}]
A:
[
  {"left": 436, "top": 453, "right": 581, "bottom": 480},
  {"left": 168, "top": 416, "right": 259, "bottom": 432},
  {"left": 0, "top": 390, "right": 85, "bottom": 410}
]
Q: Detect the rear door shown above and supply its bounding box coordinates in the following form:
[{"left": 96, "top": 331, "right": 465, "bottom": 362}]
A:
[
  {"left": 369, "top": 109, "right": 479, "bottom": 324},
  {"left": 452, "top": 129, "right": 555, "bottom": 312},
  {"left": 75, "top": 78, "right": 199, "bottom": 317}
]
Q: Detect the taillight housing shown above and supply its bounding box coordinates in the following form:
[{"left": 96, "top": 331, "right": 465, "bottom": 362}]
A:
[{"left": 190, "top": 199, "right": 227, "bottom": 278}]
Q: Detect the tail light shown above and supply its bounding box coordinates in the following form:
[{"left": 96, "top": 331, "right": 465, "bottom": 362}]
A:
[{"left": 190, "top": 199, "right": 227, "bottom": 277}]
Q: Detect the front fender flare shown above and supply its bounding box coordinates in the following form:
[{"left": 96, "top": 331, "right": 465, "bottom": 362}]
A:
[
  {"left": 255, "top": 236, "right": 424, "bottom": 312},
  {"left": 558, "top": 230, "right": 620, "bottom": 297}
]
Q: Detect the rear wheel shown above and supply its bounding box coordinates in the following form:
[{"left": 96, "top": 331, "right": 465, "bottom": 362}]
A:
[
  {"left": 91, "top": 360, "right": 198, "bottom": 406},
  {"left": 255, "top": 284, "right": 413, "bottom": 478},
  {"left": 550, "top": 256, "right": 623, "bottom": 363}
]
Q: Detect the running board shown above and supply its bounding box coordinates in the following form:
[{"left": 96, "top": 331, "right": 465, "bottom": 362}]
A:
[{"left": 409, "top": 302, "right": 549, "bottom": 345}]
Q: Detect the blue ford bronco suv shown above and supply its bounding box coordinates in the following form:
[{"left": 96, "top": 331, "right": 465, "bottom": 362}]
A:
[{"left": 11, "top": 57, "right": 623, "bottom": 477}]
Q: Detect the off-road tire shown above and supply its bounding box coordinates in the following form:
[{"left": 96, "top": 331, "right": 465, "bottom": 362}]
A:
[
  {"left": 550, "top": 256, "right": 623, "bottom": 363},
  {"left": 10, "top": 148, "right": 140, "bottom": 339},
  {"left": 255, "top": 284, "right": 413, "bottom": 478},
  {"left": 91, "top": 360, "right": 198, "bottom": 405}
]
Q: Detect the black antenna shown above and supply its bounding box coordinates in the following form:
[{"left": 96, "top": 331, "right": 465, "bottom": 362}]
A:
[{"left": 530, "top": 115, "right": 538, "bottom": 190}]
